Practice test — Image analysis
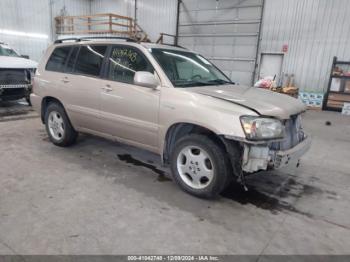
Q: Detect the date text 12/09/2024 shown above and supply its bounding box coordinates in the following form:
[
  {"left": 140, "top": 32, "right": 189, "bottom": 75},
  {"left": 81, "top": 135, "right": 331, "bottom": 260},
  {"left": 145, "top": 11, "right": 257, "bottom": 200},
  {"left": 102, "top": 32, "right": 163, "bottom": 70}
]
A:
[{"left": 127, "top": 255, "right": 219, "bottom": 261}]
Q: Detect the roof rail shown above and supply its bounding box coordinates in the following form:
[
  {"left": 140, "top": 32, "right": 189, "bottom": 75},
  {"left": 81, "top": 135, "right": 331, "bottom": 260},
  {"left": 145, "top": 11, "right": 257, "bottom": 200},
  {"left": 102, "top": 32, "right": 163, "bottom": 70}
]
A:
[
  {"left": 54, "top": 36, "right": 137, "bottom": 44},
  {"left": 54, "top": 38, "right": 81, "bottom": 44},
  {"left": 80, "top": 36, "right": 137, "bottom": 42}
]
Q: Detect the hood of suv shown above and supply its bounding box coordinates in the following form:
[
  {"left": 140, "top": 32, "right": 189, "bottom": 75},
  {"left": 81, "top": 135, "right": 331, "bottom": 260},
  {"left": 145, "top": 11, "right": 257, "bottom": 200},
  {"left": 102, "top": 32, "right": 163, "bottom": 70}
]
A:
[
  {"left": 187, "top": 85, "right": 306, "bottom": 119},
  {"left": 0, "top": 56, "right": 38, "bottom": 69}
]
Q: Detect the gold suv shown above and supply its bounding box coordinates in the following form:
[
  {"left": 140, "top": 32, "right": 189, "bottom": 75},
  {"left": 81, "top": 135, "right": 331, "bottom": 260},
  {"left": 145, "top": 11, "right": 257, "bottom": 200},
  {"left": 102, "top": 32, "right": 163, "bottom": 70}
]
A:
[{"left": 31, "top": 37, "right": 311, "bottom": 198}]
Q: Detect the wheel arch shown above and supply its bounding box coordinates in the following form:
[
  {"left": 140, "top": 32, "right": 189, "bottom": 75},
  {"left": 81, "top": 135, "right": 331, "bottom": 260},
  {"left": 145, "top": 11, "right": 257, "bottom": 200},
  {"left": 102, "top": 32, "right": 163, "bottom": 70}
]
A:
[
  {"left": 162, "top": 122, "right": 228, "bottom": 164},
  {"left": 41, "top": 96, "right": 65, "bottom": 124},
  {"left": 162, "top": 122, "right": 243, "bottom": 179}
]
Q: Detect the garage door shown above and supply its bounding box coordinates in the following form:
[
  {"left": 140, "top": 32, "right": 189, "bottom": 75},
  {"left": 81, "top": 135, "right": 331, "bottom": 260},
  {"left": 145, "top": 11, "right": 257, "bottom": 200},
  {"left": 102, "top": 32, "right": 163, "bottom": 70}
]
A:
[{"left": 177, "top": 0, "right": 264, "bottom": 86}]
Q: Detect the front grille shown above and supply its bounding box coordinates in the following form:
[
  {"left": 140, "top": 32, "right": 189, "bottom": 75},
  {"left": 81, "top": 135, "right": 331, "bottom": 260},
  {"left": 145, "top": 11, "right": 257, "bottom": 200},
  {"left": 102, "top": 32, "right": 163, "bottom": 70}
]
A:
[
  {"left": 0, "top": 69, "right": 30, "bottom": 86},
  {"left": 0, "top": 88, "right": 27, "bottom": 96},
  {"left": 270, "top": 114, "right": 305, "bottom": 151}
]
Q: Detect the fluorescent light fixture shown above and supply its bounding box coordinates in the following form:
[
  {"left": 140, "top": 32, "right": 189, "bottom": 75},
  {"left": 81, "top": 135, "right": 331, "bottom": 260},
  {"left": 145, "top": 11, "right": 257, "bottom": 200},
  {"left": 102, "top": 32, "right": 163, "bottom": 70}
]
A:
[{"left": 0, "top": 29, "right": 48, "bottom": 39}]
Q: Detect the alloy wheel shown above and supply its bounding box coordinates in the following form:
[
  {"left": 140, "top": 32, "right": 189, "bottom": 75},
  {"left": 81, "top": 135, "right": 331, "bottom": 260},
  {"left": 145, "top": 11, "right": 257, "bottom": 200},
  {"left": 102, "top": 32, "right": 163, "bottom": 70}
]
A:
[{"left": 176, "top": 146, "right": 214, "bottom": 189}]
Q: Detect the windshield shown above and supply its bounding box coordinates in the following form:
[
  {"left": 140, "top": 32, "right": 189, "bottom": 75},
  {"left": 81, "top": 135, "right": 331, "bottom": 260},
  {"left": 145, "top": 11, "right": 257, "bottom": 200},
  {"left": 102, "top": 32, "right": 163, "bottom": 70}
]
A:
[
  {"left": 0, "top": 45, "right": 20, "bottom": 57},
  {"left": 150, "top": 48, "right": 232, "bottom": 87}
]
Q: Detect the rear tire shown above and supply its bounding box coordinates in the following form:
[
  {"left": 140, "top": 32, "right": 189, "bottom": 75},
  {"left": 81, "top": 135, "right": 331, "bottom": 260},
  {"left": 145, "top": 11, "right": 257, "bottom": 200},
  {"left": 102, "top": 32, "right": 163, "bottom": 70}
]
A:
[
  {"left": 170, "top": 134, "right": 232, "bottom": 199},
  {"left": 44, "top": 102, "right": 78, "bottom": 147}
]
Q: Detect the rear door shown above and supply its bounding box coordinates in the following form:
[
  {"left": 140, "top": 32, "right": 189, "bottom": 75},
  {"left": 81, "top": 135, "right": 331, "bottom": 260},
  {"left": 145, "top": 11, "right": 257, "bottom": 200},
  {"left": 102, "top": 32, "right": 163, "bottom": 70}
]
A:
[
  {"left": 43, "top": 45, "right": 73, "bottom": 102},
  {"left": 99, "top": 45, "right": 160, "bottom": 151},
  {"left": 63, "top": 44, "right": 108, "bottom": 130}
]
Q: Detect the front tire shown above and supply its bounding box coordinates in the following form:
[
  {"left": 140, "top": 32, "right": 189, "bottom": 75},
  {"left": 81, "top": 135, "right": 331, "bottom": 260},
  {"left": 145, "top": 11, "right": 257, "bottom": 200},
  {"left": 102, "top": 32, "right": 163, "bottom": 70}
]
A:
[
  {"left": 170, "top": 134, "right": 231, "bottom": 199},
  {"left": 44, "top": 102, "right": 78, "bottom": 147}
]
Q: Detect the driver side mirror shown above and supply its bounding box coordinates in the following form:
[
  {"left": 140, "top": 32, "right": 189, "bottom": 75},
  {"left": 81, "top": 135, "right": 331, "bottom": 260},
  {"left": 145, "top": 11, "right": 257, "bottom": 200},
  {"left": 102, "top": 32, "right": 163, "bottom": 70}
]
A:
[{"left": 134, "top": 71, "right": 159, "bottom": 89}]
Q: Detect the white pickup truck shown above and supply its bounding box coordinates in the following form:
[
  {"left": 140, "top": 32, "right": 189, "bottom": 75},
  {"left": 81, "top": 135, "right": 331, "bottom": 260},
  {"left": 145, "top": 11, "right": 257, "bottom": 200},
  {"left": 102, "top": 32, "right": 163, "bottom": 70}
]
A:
[{"left": 0, "top": 42, "right": 37, "bottom": 103}]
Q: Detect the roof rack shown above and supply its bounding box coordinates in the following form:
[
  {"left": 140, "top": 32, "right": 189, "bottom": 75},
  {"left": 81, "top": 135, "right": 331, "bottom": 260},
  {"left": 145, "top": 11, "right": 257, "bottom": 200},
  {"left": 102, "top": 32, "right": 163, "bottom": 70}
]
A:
[
  {"left": 154, "top": 33, "right": 186, "bottom": 49},
  {"left": 54, "top": 36, "right": 137, "bottom": 44}
]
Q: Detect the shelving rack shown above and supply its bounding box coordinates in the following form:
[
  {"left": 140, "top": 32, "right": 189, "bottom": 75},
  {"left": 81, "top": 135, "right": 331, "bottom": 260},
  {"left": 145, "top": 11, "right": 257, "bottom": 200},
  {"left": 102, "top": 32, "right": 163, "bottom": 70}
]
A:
[{"left": 322, "top": 56, "right": 350, "bottom": 111}]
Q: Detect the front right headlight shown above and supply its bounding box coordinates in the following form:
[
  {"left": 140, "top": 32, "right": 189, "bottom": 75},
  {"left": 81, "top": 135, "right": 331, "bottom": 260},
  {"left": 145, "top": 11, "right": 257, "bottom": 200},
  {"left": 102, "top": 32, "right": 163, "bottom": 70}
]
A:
[{"left": 240, "top": 116, "right": 284, "bottom": 140}]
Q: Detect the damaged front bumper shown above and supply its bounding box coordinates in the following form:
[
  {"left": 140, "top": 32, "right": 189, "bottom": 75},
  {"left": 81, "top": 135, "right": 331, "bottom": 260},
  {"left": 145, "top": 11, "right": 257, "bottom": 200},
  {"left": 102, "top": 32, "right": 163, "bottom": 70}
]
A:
[
  {"left": 241, "top": 135, "right": 312, "bottom": 173},
  {"left": 0, "top": 84, "right": 32, "bottom": 101}
]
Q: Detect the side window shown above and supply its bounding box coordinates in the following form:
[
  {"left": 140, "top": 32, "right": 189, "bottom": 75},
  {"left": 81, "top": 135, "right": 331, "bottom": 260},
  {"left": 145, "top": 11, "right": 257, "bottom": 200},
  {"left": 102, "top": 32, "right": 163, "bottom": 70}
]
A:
[
  {"left": 74, "top": 45, "right": 107, "bottom": 77},
  {"left": 107, "top": 46, "right": 154, "bottom": 84},
  {"left": 45, "top": 46, "right": 71, "bottom": 72},
  {"left": 65, "top": 46, "right": 79, "bottom": 72}
]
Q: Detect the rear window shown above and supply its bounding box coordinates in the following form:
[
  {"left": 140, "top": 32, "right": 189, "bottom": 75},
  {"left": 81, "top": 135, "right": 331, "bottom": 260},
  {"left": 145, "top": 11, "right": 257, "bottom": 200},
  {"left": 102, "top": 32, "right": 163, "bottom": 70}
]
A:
[
  {"left": 74, "top": 45, "right": 107, "bottom": 77},
  {"left": 46, "top": 46, "right": 71, "bottom": 72}
]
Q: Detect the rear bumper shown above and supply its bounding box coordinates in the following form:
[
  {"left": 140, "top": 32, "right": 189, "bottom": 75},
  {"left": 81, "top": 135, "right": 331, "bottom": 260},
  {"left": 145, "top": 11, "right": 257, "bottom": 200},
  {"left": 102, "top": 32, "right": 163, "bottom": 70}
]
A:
[{"left": 242, "top": 135, "right": 312, "bottom": 173}]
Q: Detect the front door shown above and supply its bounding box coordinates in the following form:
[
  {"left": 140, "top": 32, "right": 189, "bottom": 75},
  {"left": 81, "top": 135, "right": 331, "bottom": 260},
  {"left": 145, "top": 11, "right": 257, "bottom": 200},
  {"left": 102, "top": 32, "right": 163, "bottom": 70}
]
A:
[{"left": 99, "top": 45, "right": 160, "bottom": 151}]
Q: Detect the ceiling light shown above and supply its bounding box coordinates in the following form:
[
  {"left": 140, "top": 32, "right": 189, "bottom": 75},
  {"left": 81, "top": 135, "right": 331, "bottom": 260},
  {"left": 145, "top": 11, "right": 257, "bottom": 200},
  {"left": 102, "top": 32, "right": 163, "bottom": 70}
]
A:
[{"left": 0, "top": 29, "right": 48, "bottom": 39}]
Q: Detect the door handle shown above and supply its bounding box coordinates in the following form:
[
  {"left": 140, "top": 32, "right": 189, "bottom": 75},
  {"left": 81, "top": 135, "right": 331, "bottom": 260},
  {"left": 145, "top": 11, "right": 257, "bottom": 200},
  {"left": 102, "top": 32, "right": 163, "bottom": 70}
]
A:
[{"left": 101, "top": 85, "right": 113, "bottom": 92}]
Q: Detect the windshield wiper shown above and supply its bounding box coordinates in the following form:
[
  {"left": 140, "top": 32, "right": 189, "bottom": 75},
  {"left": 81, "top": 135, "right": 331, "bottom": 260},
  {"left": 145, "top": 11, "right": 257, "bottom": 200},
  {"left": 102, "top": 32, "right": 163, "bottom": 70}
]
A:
[
  {"left": 175, "top": 79, "right": 234, "bottom": 88},
  {"left": 206, "top": 79, "right": 235, "bottom": 85},
  {"left": 175, "top": 81, "right": 210, "bottom": 87}
]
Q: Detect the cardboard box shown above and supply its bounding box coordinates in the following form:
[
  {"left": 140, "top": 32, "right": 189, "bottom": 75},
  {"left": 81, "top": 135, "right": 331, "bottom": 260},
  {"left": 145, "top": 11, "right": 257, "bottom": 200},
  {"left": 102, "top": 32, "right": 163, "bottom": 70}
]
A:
[
  {"left": 343, "top": 102, "right": 350, "bottom": 110},
  {"left": 309, "top": 100, "right": 323, "bottom": 107},
  {"left": 328, "top": 93, "right": 350, "bottom": 102},
  {"left": 299, "top": 92, "right": 324, "bottom": 108},
  {"left": 345, "top": 80, "right": 350, "bottom": 93},
  {"left": 327, "top": 100, "right": 344, "bottom": 109},
  {"left": 299, "top": 93, "right": 307, "bottom": 101},
  {"left": 342, "top": 108, "right": 350, "bottom": 115},
  {"left": 330, "top": 78, "right": 342, "bottom": 91}
]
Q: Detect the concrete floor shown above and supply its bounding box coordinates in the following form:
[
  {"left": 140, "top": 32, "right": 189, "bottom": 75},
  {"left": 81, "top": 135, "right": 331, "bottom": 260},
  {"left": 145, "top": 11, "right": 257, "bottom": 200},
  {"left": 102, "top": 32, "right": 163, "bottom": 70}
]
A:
[{"left": 0, "top": 101, "right": 350, "bottom": 255}]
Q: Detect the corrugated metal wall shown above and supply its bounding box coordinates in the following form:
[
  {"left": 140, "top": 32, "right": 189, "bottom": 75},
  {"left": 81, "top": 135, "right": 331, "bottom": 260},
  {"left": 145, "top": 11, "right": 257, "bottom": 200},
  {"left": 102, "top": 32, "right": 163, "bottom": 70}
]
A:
[
  {"left": 90, "top": 0, "right": 135, "bottom": 18},
  {"left": 0, "top": 0, "right": 177, "bottom": 61},
  {"left": 136, "top": 0, "right": 177, "bottom": 42},
  {"left": 51, "top": 0, "right": 91, "bottom": 17},
  {"left": 2, "top": 0, "right": 350, "bottom": 93},
  {"left": 89, "top": 0, "right": 177, "bottom": 42},
  {"left": 0, "top": 0, "right": 91, "bottom": 61},
  {"left": 177, "top": 0, "right": 263, "bottom": 86},
  {"left": 260, "top": 0, "right": 350, "bottom": 93},
  {"left": 0, "top": 0, "right": 50, "bottom": 61}
]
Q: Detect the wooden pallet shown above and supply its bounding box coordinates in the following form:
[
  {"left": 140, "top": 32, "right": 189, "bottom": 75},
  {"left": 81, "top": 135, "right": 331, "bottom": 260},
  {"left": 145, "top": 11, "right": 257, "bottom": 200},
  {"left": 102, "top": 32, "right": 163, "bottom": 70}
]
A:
[{"left": 55, "top": 13, "right": 150, "bottom": 42}]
